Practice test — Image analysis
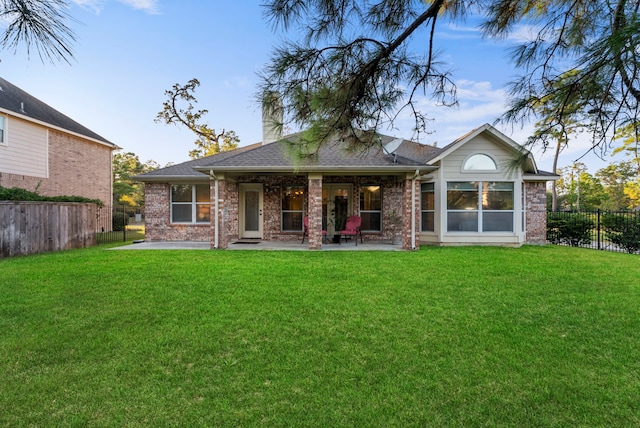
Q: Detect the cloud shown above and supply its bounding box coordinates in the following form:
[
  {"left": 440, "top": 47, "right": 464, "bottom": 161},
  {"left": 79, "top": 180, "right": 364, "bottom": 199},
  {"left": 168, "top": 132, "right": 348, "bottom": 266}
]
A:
[
  {"left": 71, "top": 0, "right": 159, "bottom": 14},
  {"left": 71, "top": 0, "right": 106, "bottom": 13},
  {"left": 118, "top": 0, "right": 160, "bottom": 14}
]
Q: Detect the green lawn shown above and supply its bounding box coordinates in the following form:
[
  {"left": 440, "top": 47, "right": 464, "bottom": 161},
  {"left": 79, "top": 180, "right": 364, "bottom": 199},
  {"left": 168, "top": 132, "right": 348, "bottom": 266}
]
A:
[{"left": 1, "top": 245, "right": 639, "bottom": 427}]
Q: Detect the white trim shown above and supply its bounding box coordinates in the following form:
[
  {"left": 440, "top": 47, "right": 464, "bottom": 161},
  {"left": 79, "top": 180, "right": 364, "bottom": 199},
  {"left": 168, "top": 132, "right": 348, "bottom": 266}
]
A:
[
  {"left": 461, "top": 153, "right": 498, "bottom": 172},
  {"left": 170, "top": 184, "right": 211, "bottom": 224},
  {"left": 0, "top": 108, "right": 117, "bottom": 149},
  {"left": 0, "top": 114, "right": 7, "bottom": 147}
]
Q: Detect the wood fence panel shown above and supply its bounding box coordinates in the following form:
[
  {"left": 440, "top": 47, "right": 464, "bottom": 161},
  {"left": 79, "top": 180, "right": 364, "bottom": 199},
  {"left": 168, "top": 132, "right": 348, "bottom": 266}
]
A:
[{"left": 0, "top": 202, "right": 97, "bottom": 257}]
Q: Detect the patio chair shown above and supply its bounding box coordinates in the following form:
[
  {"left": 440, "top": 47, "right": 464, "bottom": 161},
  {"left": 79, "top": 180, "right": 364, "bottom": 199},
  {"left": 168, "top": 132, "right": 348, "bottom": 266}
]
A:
[
  {"left": 340, "top": 215, "right": 363, "bottom": 246},
  {"left": 301, "top": 216, "right": 327, "bottom": 244}
]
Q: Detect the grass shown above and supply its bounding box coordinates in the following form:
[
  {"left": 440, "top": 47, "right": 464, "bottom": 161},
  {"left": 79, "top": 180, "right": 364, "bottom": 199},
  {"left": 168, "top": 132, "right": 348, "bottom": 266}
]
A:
[
  {"left": 96, "top": 225, "right": 145, "bottom": 245},
  {"left": 1, "top": 245, "right": 639, "bottom": 426}
]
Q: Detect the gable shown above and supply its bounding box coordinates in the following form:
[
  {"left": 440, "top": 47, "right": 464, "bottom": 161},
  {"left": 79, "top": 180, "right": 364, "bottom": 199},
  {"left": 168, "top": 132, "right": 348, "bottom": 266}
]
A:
[
  {"left": 439, "top": 132, "right": 522, "bottom": 180},
  {"left": 0, "top": 77, "right": 115, "bottom": 148},
  {"left": 427, "top": 124, "right": 538, "bottom": 178},
  {"left": 0, "top": 116, "right": 48, "bottom": 177}
]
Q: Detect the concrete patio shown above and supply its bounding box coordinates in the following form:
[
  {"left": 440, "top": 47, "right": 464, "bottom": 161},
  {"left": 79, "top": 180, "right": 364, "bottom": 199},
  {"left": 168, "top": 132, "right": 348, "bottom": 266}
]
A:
[{"left": 111, "top": 240, "right": 405, "bottom": 251}]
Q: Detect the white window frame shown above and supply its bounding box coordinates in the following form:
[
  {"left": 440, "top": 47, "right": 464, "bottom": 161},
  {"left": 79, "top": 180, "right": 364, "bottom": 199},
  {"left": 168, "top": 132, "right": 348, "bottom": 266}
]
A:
[
  {"left": 462, "top": 153, "right": 498, "bottom": 172},
  {"left": 282, "top": 185, "right": 305, "bottom": 232},
  {"left": 0, "top": 115, "right": 6, "bottom": 146},
  {"left": 360, "top": 185, "right": 381, "bottom": 232},
  {"left": 446, "top": 181, "right": 515, "bottom": 233},
  {"left": 420, "top": 182, "right": 435, "bottom": 232},
  {"left": 170, "top": 184, "right": 210, "bottom": 224}
]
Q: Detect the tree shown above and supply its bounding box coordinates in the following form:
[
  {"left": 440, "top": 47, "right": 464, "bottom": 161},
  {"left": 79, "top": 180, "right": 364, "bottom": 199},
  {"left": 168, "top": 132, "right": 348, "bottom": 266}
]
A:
[
  {"left": 528, "top": 70, "right": 589, "bottom": 211},
  {"left": 612, "top": 121, "right": 640, "bottom": 173},
  {"left": 556, "top": 163, "right": 606, "bottom": 211},
  {"left": 0, "top": 0, "right": 76, "bottom": 63},
  {"left": 486, "top": 0, "right": 640, "bottom": 158},
  {"left": 155, "top": 79, "right": 239, "bottom": 160},
  {"left": 113, "top": 151, "right": 158, "bottom": 207},
  {"left": 260, "top": 0, "right": 457, "bottom": 152},
  {"left": 595, "top": 161, "right": 636, "bottom": 210},
  {"left": 260, "top": 0, "right": 640, "bottom": 159}
]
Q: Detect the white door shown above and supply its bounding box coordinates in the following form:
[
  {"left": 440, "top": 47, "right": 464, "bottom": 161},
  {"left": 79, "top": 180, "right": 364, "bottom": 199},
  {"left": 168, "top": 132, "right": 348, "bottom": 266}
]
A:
[{"left": 240, "top": 184, "right": 263, "bottom": 238}]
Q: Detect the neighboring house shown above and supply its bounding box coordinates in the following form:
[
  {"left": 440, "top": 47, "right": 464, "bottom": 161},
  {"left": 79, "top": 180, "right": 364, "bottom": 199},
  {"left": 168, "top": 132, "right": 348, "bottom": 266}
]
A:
[
  {"left": 137, "top": 106, "right": 558, "bottom": 250},
  {"left": 0, "top": 77, "right": 116, "bottom": 204}
]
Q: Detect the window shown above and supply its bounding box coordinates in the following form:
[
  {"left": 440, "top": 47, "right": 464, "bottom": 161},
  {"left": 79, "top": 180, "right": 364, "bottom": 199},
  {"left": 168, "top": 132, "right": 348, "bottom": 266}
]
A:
[
  {"left": 360, "top": 185, "right": 381, "bottom": 231},
  {"left": 447, "top": 182, "right": 514, "bottom": 232},
  {"left": 171, "top": 184, "right": 210, "bottom": 223},
  {"left": 421, "top": 183, "right": 435, "bottom": 232},
  {"left": 0, "top": 116, "right": 5, "bottom": 145},
  {"left": 463, "top": 154, "right": 497, "bottom": 171},
  {"left": 282, "top": 185, "right": 304, "bottom": 231}
]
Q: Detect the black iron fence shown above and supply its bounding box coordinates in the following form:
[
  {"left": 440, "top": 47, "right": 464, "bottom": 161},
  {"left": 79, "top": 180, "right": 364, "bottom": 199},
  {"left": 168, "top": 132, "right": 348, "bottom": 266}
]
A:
[
  {"left": 547, "top": 210, "right": 640, "bottom": 254},
  {"left": 95, "top": 205, "right": 145, "bottom": 245}
]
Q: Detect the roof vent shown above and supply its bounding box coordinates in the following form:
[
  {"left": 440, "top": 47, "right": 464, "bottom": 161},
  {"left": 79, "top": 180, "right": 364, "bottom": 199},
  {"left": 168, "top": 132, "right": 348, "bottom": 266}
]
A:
[{"left": 20, "top": 102, "right": 26, "bottom": 113}]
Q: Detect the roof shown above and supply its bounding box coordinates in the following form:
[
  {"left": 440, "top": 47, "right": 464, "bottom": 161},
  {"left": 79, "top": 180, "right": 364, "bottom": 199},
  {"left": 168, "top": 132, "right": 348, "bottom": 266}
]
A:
[
  {"left": 137, "top": 134, "right": 436, "bottom": 182},
  {"left": 135, "top": 123, "right": 558, "bottom": 182},
  {"left": 0, "top": 77, "right": 115, "bottom": 148},
  {"left": 136, "top": 143, "right": 263, "bottom": 180}
]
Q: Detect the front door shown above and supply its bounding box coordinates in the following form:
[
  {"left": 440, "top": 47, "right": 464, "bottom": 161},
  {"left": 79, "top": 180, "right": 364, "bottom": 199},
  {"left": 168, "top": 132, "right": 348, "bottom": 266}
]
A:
[
  {"left": 323, "top": 185, "right": 352, "bottom": 236},
  {"left": 240, "top": 184, "right": 263, "bottom": 238}
]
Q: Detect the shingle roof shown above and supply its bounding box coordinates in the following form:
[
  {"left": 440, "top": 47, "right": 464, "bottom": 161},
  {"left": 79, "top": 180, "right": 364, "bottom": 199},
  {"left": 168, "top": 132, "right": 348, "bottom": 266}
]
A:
[
  {"left": 137, "top": 142, "right": 263, "bottom": 178},
  {"left": 137, "top": 134, "right": 434, "bottom": 181},
  {"left": 196, "top": 137, "right": 425, "bottom": 169},
  {"left": 0, "top": 77, "right": 114, "bottom": 147}
]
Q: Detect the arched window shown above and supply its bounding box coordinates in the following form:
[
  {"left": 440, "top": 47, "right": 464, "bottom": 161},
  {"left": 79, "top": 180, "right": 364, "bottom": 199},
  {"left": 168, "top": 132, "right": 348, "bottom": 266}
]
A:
[{"left": 463, "top": 154, "right": 497, "bottom": 171}]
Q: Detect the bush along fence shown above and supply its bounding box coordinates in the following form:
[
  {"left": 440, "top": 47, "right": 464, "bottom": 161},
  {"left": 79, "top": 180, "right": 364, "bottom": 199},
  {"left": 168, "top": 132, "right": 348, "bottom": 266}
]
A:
[
  {"left": 547, "top": 210, "right": 640, "bottom": 254},
  {"left": 96, "top": 205, "right": 145, "bottom": 245}
]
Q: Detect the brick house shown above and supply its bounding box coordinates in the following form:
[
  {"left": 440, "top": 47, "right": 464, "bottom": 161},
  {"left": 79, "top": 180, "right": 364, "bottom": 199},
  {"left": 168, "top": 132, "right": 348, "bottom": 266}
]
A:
[
  {"left": 137, "top": 114, "right": 558, "bottom": 250},
  {"left": 0, "top": 77, "right": 116, "bottom": 204}
]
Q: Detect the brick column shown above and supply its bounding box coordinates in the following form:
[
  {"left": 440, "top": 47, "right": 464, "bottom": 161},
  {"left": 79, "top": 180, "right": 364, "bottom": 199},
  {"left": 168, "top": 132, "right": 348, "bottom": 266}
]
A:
[
  {"left": 308, "top": 174, "right": 323, "bottom": 249},
  {"left": 402, "top": 177, "right": 420, "bottom": 250},
  {"left": 525, "top": 181, "right": 547, "bottom": 245},
  {"left": 210, "top": 177, "right": 229, "bottom": 249}
]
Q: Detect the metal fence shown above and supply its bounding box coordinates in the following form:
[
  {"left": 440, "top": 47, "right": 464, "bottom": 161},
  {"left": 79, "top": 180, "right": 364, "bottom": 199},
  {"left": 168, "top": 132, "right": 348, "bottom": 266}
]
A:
[
  {"left": 547, "top": 210, "right": 640, "bottom": 254},
  {"left": 95, "top": 205, "right": 145, "bottom": 245}
]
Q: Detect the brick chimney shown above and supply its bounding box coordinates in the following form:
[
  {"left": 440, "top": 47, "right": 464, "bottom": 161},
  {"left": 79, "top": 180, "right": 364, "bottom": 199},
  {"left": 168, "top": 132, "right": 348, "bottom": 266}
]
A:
[{"left": 262, "top": 91, "right": 283, "bottom": 145}]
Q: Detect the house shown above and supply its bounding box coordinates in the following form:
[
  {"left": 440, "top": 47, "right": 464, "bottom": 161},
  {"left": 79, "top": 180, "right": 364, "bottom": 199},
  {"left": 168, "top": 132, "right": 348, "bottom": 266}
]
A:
[
  {"left": 137, "top": 105, "right": 558, "bottom": 250},
  {"left": 0, "top": 77, "right": 117, "bottom": 204}
]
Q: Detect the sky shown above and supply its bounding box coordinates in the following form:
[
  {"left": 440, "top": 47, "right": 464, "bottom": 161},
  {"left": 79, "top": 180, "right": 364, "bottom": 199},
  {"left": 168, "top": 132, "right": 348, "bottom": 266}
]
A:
[{"left": 0, "top": 0, "right": 617, "bottom": 173}]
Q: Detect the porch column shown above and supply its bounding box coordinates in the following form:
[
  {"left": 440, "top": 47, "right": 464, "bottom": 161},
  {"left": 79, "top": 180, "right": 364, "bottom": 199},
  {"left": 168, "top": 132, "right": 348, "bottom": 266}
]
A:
[
  {"left": 402, "top": 174, "right": 421, "bottom": 250},
  {"left": 210, "top": 173, "right": 229, "bottom": 250},
  {"left": 525, "top": 181, "right": 547, "bottom": 245},
  {"left": 307, "top": 173, "right": 323, "bottom": 250}
]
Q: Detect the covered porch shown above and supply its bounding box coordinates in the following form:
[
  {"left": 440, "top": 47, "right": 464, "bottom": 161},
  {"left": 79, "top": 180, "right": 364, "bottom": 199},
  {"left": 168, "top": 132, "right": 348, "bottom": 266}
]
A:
[{"left": 204, "top": 169, "right": 432, "bottom": 251}]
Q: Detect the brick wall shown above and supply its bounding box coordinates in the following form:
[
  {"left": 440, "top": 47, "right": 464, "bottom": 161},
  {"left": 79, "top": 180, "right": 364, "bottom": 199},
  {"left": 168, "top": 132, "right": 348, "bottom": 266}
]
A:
[
  {"left": 525, "top": 181, "right": 548, "bottom": 245},
  {"left": 146, "top": 175, "right": 406, "bottom": 245},
  {"left": 144, "top": 182, "right": 210, "bottom": 242},
  {"left": 0, "top": 130, "right": 113, "bottom": 205}
]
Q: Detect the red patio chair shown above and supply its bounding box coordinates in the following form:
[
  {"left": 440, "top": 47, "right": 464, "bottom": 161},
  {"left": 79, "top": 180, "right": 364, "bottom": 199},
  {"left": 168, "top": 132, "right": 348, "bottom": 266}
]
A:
[
  {"left": 301, "top": 216, "right": 327, "bottom": 244},
  {"left": 340, "top": 215, "right": 363, "bottom": 245}
]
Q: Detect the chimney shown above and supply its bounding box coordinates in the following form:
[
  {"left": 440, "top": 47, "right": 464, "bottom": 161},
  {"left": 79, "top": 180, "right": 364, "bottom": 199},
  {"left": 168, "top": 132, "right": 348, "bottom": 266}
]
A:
[{"left": 262, "top": 91, "right": 283, "bottom": 145}]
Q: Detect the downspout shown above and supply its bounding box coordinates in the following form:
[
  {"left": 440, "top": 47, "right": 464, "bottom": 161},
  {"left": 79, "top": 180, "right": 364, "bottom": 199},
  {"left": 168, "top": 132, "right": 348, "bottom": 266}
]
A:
[
  {"left": 210, "top": 170, "right": 219, "bottom": 249},
  {"left": 412, "top": 169, "right": 419, "bottom": 250}
]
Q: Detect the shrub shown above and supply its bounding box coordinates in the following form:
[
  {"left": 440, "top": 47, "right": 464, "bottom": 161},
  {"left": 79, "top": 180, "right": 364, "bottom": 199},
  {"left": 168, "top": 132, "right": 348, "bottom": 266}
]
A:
[
  {"left": 112, "top": 211, "right": 128, "bottom": 232},
  {"left": 547, "top": 212, "right": 595, "bottom": 247},
  {"left": 0, "top": 186, "right": 102, "bottom": 205},
  {"left": 602, "top": 213, "right": 640, "bottom": 254}
]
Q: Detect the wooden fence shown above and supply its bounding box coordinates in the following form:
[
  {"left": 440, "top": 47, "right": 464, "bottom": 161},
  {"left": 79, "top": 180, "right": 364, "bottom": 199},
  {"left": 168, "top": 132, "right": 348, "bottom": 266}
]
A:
[{"left": 0, "top": 202, "right": 97, "bottom": 258}]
